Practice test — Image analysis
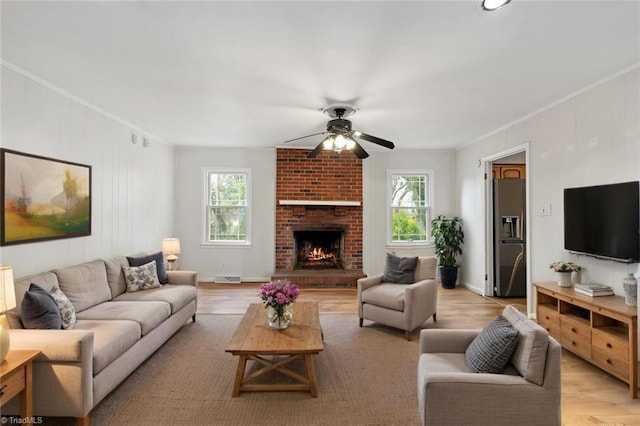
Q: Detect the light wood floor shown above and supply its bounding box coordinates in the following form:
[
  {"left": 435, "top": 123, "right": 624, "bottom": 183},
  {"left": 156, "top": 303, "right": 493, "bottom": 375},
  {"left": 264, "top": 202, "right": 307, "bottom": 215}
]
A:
[{"left": 198, "top": 283, "right": 640, "bottom": 424}]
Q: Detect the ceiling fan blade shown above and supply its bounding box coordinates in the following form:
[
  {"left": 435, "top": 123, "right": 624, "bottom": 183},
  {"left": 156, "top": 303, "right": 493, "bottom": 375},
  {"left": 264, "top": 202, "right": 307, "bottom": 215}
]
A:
[
  {"left": 355, "top": 131, "right": 395, "bottom": 150},
  {"left": 307, "top": 142, "right": 325, "bottom": 158},
  {"left": 282, "top": 131, "right": 327, "bottom": 144},
  {"left": 351, "top": 141, "right": 369, "bottom": 159}
]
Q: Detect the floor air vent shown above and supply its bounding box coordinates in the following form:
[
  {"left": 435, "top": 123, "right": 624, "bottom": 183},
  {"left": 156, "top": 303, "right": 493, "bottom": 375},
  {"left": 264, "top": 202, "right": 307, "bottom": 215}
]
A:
[{"left": 214, "top": 276, "right": 242, "bottom": 284}]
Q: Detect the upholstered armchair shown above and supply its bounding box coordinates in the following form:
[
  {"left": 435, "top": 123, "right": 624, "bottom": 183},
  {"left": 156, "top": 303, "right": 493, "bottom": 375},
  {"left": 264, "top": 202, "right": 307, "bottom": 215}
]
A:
[
  {"left": 416, "top": 305, "right": 562, "bottom": 426},
  {"left": 357, "top": 256, "right": 438, "bottom": 340}
]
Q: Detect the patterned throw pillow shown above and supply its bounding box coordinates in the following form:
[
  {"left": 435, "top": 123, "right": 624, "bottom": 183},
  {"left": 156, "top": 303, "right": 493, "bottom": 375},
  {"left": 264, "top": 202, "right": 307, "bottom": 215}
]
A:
[
  {"left": 465, "top": 315, "right": 519, "bottom": 374},
  {"left": 123, "top": 261, "right": 161, "bottom": 293},
  {"left": 127, "top": 252, "right": 168, "bottom": 284},
  {"left": 50, "top": 286, "right": 77, "bottom": 329}
]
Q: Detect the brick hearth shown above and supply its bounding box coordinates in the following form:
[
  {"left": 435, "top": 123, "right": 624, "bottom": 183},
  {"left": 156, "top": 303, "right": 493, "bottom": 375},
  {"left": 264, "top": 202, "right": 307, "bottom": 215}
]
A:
[{"left": 273, "top": 148, "right": 365, "bottom": 287}]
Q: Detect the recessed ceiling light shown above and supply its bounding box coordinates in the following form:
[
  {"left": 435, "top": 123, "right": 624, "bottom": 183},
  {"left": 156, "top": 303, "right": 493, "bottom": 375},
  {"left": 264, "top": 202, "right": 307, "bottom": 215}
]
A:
[{"left": 481, "top": 0, "right": 511, "bottom": 11}]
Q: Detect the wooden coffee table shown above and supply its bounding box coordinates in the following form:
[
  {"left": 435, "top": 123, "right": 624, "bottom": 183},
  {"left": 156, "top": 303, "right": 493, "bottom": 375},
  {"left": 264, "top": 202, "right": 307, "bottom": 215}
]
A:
[{"left": 225, "top": 301, "right": 324, "bottom": 397}]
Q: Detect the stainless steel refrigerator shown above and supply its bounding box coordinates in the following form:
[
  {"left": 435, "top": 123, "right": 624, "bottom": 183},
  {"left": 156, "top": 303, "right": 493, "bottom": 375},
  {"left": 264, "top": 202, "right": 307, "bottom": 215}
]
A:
[{"left": 493, "top": 179, "right": 526, "bottom": 297}]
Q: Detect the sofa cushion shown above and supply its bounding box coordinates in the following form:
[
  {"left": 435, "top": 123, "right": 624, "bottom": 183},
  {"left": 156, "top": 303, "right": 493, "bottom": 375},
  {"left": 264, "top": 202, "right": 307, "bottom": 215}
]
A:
[
  {"left": 54, "top": 260, "right": 112, "bottom": 312},
  {"left": 114, "top": 284, "right": 197, "bottom": 315},
  {"left": 415, "top": 256, "right": 438, "bottom": 281},
  {"left": 361, "top": 283, "right": 406, "bottom": 311},
  {"left": 12, "top": 271, "right": 59, "bottom": 313},
  {"left": 104, "top": 255, "right": 129, "bottom": 298},
  {"left": 76, "top": 300, "right": 171, "bottom": 336},
  {"left": 383, "top": 253, "right": 418, "bottom": 284},
  {"left": 50, "top": 286, "right": 77, "bottom": 329},
  {"left": 21, "top": 284, "right": 62, "bottom": 329},
  {"left": 465, "top": 315, "right": 519, "bottom": 373},
  {"left": 123, "top": 261, "right": 161, "bottom": 292},
  {"left": 127, "top": 252, "right": 168, "bottom": 284},
  {"left": 73, "top": 319, "right": 141, "bottom": 375},
  {"left": 502, "top": 305, "right": 549, "bottom": 385}
]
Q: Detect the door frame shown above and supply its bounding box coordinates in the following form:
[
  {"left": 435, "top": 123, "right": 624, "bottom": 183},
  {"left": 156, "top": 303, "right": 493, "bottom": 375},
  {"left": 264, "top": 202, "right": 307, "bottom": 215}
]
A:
[{"left": 482, "top": 142, "right": 532, "bottom": 314}]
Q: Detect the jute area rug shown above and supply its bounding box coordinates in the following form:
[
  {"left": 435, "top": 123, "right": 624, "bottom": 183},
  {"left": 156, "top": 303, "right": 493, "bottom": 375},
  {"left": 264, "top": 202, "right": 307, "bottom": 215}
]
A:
[{"left": 89, "top": 314, "right": 421, "bottom": 426}]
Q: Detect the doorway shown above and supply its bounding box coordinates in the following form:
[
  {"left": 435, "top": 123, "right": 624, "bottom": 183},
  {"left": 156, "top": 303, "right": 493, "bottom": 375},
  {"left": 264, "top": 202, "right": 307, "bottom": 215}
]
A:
[{"left": 483, "top": 144, "right": 530, "bottom": 313}]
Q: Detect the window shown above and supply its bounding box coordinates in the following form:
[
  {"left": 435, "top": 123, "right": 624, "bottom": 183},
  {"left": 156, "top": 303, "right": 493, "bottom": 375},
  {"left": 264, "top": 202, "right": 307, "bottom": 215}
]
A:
[
  {"left": 203, "top": 168, "right": 251, "bottom": 244},
  {"left": 388, "top": 170, "right": 432, "bottom": 244}
]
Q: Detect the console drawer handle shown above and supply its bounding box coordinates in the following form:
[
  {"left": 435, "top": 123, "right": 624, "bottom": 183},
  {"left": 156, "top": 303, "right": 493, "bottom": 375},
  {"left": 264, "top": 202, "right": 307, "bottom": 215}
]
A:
[
  {"left": 571, "top": 341, "right": 576, "bottom": 346},
  {"left": 0, "top": 384, "right": 6, "bottom": 397},
  {"left": 606, "top": 359, "right": 612, "bottom": 365},
  {"left": 571, "top": 327, "right": 577, "bottom": 333},
  {"left": 606, "top": 343, "right": 612, "bottom": 349}
]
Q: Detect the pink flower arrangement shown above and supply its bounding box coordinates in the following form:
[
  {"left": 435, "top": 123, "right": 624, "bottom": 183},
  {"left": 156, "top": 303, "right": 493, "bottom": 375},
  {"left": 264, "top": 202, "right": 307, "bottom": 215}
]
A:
[{"left": 259, "top": 280, "right": 300, "bottom": 317}]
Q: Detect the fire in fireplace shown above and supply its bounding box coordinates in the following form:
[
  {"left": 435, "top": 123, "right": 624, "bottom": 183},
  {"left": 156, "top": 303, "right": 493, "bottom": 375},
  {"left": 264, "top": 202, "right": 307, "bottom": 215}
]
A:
[{"left": 294, "top": 230, "right": 344, "bottom": 269}]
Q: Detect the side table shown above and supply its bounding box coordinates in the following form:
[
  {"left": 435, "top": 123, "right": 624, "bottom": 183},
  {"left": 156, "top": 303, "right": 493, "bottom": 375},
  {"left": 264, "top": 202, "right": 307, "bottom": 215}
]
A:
[{"left": 0, "top": 349, "right": 42, "bottom": 420}]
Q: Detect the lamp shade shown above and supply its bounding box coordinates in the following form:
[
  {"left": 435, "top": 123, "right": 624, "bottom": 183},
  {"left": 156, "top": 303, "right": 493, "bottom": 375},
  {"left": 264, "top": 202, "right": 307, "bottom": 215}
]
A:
[
  {"left": 162, "top": 238, "right": 181, "bottom": 257},
  {"left": 0, "top": 266, "right": 16, "bottom": 312}
]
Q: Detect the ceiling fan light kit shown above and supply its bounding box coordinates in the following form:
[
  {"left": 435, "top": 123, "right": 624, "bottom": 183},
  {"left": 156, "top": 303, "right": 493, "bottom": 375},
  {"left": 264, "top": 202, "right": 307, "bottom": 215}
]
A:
[
  {"left": 283, "top": 104, "right": 395, "bottom": 159},
  {"left": 481, "top": 0, "right": 511, "bottom": 11}
]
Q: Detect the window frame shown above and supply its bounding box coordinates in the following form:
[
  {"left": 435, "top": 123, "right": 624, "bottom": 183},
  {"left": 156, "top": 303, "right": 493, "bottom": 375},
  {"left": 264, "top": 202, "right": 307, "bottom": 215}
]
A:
[
  {"left": 201, "top": 167, "right": 252, "bottom": 246},
  {"left": 386, "top": 169, "right": 434, "bottom": 247}
]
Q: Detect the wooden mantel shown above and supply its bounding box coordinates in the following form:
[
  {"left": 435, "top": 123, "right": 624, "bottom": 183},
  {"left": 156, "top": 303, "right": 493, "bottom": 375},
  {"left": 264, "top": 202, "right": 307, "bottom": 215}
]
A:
[{"left": 278, "top": 200, "right": 361, "bottom": 206}]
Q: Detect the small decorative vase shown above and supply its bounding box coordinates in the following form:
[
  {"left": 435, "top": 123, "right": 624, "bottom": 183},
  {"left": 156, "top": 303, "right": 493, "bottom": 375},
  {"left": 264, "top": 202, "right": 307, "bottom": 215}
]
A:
[
  {"left": 557, "top": 272, "right": 572, "bottom": 288},
  {"left": 622, "top": 273, "right": 637, "bottom": 307},
  {"left": 267, "top": 307, "right": 293, "bottom": 330}
]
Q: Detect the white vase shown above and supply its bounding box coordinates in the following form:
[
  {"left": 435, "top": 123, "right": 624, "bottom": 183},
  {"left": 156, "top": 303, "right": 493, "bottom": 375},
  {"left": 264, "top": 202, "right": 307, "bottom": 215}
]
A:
[
  {"left": 557, "top": 272, "right": 572, "bottom": 288},
  {"left": 622, "top": 273, "right": 637, "bottom": 307},
  {"left": 0, "top": 324, "right": 9, "bottom": 363}
]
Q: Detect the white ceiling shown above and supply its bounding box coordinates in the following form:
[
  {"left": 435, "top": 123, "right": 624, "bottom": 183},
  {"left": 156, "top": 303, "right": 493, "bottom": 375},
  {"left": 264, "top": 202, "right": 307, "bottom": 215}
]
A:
[{"left": 2, "top": 1, "right": 639, "bottom": 151}]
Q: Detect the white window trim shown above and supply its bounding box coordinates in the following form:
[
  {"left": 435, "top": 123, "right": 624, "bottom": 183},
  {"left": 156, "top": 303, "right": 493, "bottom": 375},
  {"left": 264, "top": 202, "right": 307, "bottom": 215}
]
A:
[
  {"left": 201, "top": 167, "right": 252, "bottom": 247},
  {"left": 386, "top": 169, "right": 434, "bottom": 247}
]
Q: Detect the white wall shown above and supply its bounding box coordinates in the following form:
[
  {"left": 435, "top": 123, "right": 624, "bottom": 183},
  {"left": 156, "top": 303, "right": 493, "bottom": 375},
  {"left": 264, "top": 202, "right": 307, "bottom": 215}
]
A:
[
  {"left": 174, "top": 147, "right": 455, "bottom": 281},
  {"left": 456, "top": 67, "right": 640, "bottom": 310},
  {"left": 174, "top": 147, "right": 275, "bottom": 281},
  {"left": 363, "top": 149, "right": 456, "bottom": 276},
  {"left": 0, "top": 66, "right": 175, "bottom": 277}
]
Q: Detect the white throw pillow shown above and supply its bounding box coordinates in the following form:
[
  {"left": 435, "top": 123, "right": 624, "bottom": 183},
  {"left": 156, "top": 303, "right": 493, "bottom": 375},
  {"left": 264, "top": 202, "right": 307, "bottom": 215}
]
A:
[{"left": 123, "top": 261, "right": 161, "bottom": 293}]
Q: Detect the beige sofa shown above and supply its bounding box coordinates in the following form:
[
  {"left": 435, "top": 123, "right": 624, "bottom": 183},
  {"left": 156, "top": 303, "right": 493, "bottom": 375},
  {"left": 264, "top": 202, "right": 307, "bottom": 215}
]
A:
[
  {"left": 416, "top": 305, "right": 561, "bottom": 426},
  {"left": 5, "top": 255, "right": 198, "bottom": 425}
]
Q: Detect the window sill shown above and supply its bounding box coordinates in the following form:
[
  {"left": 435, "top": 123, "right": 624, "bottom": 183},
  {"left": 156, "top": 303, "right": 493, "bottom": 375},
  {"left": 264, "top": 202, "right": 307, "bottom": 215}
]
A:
[
  {"left": 200, "top": 242, "right": 253, "bottom": 248},
  {"left": 386, "top": 242, "right": 434, "bottom": 249}
]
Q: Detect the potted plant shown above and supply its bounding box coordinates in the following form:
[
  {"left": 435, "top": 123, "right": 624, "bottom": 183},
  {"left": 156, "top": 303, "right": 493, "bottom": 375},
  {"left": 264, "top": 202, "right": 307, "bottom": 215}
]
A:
[
  {"left": 431, "top": 215, "right": 464, "bottom": 289},
  {"left": 549, "top": 261, "right": 581, "bottom": 287}
]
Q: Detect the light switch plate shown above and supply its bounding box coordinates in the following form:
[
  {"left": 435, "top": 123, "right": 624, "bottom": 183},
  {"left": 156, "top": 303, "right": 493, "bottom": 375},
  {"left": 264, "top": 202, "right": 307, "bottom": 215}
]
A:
[{"left": 541, "top": 204, "right": 551, "bottom": 216}]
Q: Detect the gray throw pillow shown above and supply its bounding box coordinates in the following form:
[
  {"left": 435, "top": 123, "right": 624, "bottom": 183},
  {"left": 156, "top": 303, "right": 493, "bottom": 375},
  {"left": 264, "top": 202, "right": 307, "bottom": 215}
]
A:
[
  {"left": 21, "top": 283, "right": 62, "bottom": 329},
  {"left": 127, "top": 251, "right": 168, "bottom": 284},
  {"left": 383, "top": 253, "right": 418, "bottom": 283},
  {"left": 465, "top": 315, "right": 519, "bottom": 374}
]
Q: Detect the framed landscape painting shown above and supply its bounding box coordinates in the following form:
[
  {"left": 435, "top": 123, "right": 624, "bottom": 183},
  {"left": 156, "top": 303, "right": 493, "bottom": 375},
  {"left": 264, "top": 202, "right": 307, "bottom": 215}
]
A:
[{"left": 1, "top": 149, "right": 92, "bottom": 246}]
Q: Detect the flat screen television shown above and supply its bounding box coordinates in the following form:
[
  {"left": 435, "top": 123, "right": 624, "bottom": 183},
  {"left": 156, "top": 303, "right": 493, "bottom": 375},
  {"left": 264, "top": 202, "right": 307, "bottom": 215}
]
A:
[{"left": 564, "top": 181, "right": 640, "bottom": 262}]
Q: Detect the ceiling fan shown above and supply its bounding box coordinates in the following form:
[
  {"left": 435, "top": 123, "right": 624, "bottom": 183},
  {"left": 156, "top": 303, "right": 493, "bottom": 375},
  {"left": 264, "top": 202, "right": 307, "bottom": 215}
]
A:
[{"left": 282, "top": 105, "right": 395, "bottom": 159}]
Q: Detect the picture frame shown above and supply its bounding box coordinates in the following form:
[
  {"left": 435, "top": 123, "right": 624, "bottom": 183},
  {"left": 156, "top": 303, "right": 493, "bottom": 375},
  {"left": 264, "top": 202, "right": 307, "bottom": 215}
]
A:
[{"left": 1, "top": 148, "right": 92, "bottom": 246}]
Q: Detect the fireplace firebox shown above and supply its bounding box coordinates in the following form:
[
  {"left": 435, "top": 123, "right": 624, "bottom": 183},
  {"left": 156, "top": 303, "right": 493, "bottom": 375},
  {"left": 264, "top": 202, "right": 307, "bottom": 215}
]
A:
[{"left": 294, "top": 230, "right": 344, "bottom": 270}]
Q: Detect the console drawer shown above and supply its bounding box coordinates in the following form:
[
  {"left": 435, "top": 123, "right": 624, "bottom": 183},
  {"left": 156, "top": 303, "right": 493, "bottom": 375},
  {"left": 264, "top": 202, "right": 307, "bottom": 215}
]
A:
[
  {"left": 561, "top": 316, "right": 591, "bottom": 359},
  {"left": 592, "top": 328, "right": 629, "bottom": 361},
  {"left": 537, "top": 306, "right": 560, "bottom": 338},
  {"left": 592, "top": 348, "right": 629, "bottom": 382}
]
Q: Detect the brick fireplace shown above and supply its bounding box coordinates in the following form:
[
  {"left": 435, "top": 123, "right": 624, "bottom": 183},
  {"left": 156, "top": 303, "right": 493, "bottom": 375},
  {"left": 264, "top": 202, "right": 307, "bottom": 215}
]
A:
[{"left": 272, "top": 148, "right": 365, "bottom": 287}]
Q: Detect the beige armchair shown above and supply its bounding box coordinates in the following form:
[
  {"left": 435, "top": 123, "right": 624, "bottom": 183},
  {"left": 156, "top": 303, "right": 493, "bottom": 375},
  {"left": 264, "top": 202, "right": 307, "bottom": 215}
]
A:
[
  {"left": 357, "top": 256, "right": 438, "bottom": 340},
  {"left": 416, "top": 305, "right": 561, "bottom": 426}
]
